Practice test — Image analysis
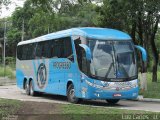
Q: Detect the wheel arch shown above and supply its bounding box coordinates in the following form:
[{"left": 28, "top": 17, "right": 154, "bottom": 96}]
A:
[
  {"left": 67, "top": 80, "right": 74, "bottom": 93},
  {"left": 28, "top": 77, "right": 33, "bottom": 85}
]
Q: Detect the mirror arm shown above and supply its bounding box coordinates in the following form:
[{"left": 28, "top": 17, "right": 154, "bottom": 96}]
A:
[
  {"left": 79, "top": 44, "right": 92, "bottom": 61},
  {"left": 135, "top": 45, "right": 147, "bottom": 62}
]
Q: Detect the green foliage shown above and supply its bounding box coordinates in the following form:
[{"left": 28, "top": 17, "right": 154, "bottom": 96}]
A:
[
  {"left": 28, "top": 10, "right": 55, "bottom": 37},
  {"left": 0, "top": 66, "right": 15, "bottom": 79},
  {"left": 140, "top": 72, "right": 160, "bottom": 98},
  {"left": 156, "top": 29, "right": 160, "bottom": 55},
  {"left": 5, "top": 57, "right": 16, "bottom": 69}
]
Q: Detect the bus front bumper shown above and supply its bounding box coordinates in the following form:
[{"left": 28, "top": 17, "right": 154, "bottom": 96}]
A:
[{"left": 81, "top": 87, "right": 139, "bottom": 100}]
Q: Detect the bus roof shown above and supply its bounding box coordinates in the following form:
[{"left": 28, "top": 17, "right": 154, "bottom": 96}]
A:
[{"left": 18, "top": 27, "right": 131, "bottom": 45}]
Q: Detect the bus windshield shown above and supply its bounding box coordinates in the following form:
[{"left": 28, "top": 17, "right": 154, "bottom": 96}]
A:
[{"left": 88, "top": 40, "right": 137, "bottom": 81}]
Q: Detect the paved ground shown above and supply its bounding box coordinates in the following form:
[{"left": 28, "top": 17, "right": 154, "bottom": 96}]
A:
[
  {"left": 0, "top": 85, "right": 160, "bottom": 112},
  {"left": 0, "top": 77, "right": 16, "bottom": 85}
]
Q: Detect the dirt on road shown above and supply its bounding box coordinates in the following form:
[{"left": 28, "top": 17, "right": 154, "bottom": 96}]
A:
[
  {"left": 16, "top": 101, "right": 63, "bottom": 120},
  {"left": 1, "top": 101, "right": 65, "bottom": 120},
  {"left": 16, "top": 101, "right": 61, "bottom": 114}
]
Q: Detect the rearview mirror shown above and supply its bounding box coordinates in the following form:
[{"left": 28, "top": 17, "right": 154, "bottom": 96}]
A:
[
  {"left": 135, "top": 45, "right": 147, "bottom": 62},
  {"left": 79, "top": 44, "right": 92, "bottom": 61}
]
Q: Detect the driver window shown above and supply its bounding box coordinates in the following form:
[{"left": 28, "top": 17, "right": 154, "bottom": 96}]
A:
[{"left": 74, "top": 39, "right": 88, "bottom": 75}]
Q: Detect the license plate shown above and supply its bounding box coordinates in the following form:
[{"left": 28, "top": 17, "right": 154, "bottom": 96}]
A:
[{"left": 113, "top": 93, "right": 122, "bottom": 97}]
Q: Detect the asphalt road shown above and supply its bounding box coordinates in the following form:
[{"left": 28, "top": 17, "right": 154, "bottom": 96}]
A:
[{"left": 0, "top": 85, "right": 160, "bottom": 112}]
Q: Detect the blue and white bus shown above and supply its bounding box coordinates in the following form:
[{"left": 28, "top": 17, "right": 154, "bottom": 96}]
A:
[{"left": 16, "top": 27, "right": 146, "bottom": 104}]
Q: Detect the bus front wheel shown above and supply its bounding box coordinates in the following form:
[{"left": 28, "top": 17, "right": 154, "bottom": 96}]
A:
[
  {"left": 67, "top": 84, "right": 79, "bottom": 103},
  {"left": 106, "top": 99, "right": 120, "bottom": 104}
]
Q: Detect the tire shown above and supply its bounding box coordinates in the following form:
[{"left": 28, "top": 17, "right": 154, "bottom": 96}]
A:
[
  {"left": 106, "top": 99, "right": 120, "bottom": 104},
  {"left": 67, "top": 84, "right": 79, "bottom": 103},
  {"left": 29, "top": 80, "right": 37, "bottom": 96},
  {"left": 25, "top": 81, "right": 30, "bottom": 95}
]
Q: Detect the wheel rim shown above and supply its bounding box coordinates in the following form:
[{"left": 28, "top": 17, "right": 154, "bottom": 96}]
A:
[
  {"left": 25, "top": 83, "right": 29, "bottom": 93},
  {"left": 69, "top": 88, "right": 75, "bottom": 100},
  {"left": 30, "top": 82, "right": 33, "bottom": 95}
]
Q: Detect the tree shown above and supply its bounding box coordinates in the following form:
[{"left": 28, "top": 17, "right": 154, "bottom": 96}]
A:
[
  {"left": 135, "top": 0, "right": 160, "bottom": 82},
  {"left": 6, "top": 27, "right": 21, "bottom": 56}
]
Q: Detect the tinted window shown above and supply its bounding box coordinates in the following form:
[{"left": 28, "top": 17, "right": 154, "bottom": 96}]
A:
[
  {"left": 43, "top": 41, "right": 52, "bottom": 58},
  {"left": 26, "top": 43, "right": 36, "bottom": 60},
  {"left": 35, "top": 41, "right": 53, "bottom": 59},
  {"left": 51, "top": 39, "right": 64, "bottom": 58},
  {"left": 35, "top": 42, "right": 43, "bottom": 59},
  {"left": 50, "top": 37, "right": 73, "bottom": 58},
  {"left": 63, "top": 37, "right": 73, "bottom": 58},
  {"left": 17, "top": 45, "right": 23, "bottom": 60},
  {"left": 17, "top": 37, "right": 73, "bottom": 60},
  {"left": 17, "top": 43, "right": 36, "bottom": 60}
]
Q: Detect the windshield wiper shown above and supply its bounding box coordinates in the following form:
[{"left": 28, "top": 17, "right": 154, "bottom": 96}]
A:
[
  {"left": 117, "top": 55, "right": 129, "bottom": 78},
  {"left": 103, "top": 62, "right": 114, "bottom": 80}
]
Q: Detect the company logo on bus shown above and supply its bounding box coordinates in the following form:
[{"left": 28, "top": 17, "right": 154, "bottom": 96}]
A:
[
  {"left": 37, "top": 63, "right": 47, "bottom": 89},
  {"left": 53, "top": 62, "right": 71, "bottom": 69}
]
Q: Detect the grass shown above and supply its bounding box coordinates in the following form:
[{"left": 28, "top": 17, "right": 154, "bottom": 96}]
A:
[
  {"left": 139, "top": 72, "right": 160, "bottom": 99},
  {"left": 0, "top": 66, "right": 15, "bottom": 79},
  {"left": 61, "top": 104, "right": 159, "bottom": 120},
  {"left": 62, "top": 104, "right": 151, "bottom": 114},
  {"left": 0, "top": 98, "right": 159, "bottom": 120},
  {"left": 0, "top": 99, "right": 21, "bottom": 119}
]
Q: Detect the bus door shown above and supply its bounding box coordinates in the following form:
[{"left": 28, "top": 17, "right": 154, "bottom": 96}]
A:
[{"left": 74, "top": 39, "right": 89, "bottom": 98}]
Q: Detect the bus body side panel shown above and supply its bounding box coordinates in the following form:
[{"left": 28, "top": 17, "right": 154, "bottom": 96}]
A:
[
  {"left": 16, "top": 50, "right": 82, "bottom": 97},
  {"left": 16, "top": 59, "right": 36, "bottom": 89},
  {"left": 31, "top": 58, "right": 50, "bottom": 93},
  {"left": 47, "top": 58, "right": 81, "bottom": 96},
  {"left": 16, "top": 59, "right": 25, "bottom": 89},
  {"left": 47, "top": 58, "right": 66, "bottom": 95}
]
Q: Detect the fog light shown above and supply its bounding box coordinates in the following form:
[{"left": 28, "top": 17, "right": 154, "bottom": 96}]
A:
[{"left": 132, "top": 93, "right": 137, "bottom": 96}]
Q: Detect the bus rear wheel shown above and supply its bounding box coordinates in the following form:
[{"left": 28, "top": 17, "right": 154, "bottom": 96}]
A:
[
  {"left": 29, "top": 80, "right": 37, "bottom": 96},
  {"left": 106, "top": 99, "right": 120, "bottom": 104},
  {"left": 25, "top": 82, "right": 30, "bottom": 95},
  {"left": 67, "top": 84, "right": 79, "bottom": 103}
]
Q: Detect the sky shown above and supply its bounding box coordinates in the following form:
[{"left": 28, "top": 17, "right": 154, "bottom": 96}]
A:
[{"left": 0, "top": 0, "right": 25, "bottom": 18}]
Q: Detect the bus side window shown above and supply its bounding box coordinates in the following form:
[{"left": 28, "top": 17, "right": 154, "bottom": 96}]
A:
[
  {"left": 50, "top": 37, "right": 73, "bottom": 60},
  {"left": 53, "top": 40, "right": 61, "bottom": 58},
  {"left": 35, "top": 42, "right": 44, "bottom": 59},
  {"left": 50, "top": 41, "right": 55, "bottom": 58},
  {"left": 63, "top": 38, "right": 73, "bottom": 57},
  {"left": 26, "top": 43, "right": 35, "bottom": 60},
  {"left": 50, "top": 39, "right": 62, "bottom": 58},
  {"left": 22, "top": 45, "right": 28, "bottom": 60},
  {"left": 17, "top": 45, "right": 23, "bottom": 60},
  {"left": 43, "top": 41, "right": 52, "bottom": 58}
]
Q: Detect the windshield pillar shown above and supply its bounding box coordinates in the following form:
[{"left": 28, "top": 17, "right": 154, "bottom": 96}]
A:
[{"left": 74, "top": 38, "right": 90, "bottom": 76}]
